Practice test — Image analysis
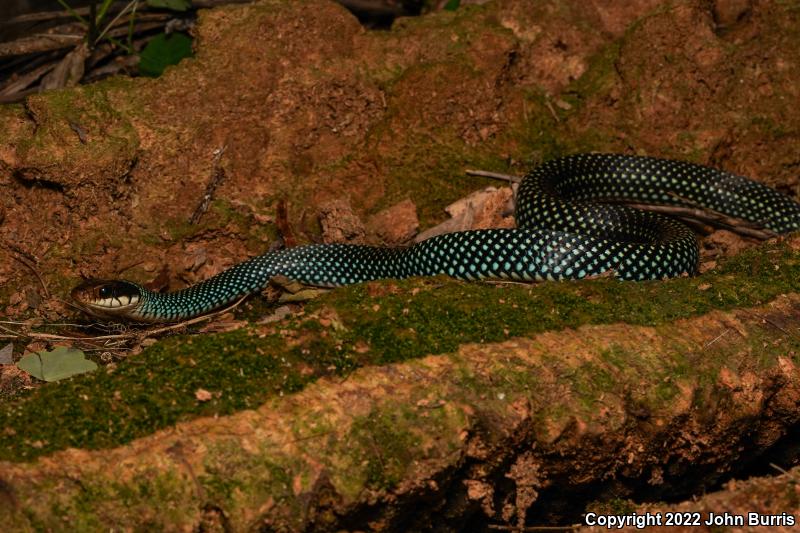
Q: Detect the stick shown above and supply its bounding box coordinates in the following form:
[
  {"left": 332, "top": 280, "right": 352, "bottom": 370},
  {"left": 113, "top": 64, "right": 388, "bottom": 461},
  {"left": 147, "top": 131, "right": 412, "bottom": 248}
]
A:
[
  {"left": 464, "top": 169, "right": 778, "bottom": 240},
  {"left": 189, "top": 146, "right": 227, "bottom": 225},
  {"left": 0, "top": 33, "right": 82, "bottom": 58},
  {"left": 1, "top": 296, "right": 248, "bottom": 343},
  {"left": 487, "top": 524, "right": 579, "bottom": 532},
  {"left": 465, "top": 169, "right": 522, "bottom": 183},
  {"left": 275, "top": 199, "right": 297, "bottom": 247},
  {"left": 3, "top": 245, "right": 50, "bottom": 299},
  {"left": 624, "top": 203, "right": 777, "bottom": 240},
  {"left": 0, "top": 0, "right": 255, "bottom": 26}
]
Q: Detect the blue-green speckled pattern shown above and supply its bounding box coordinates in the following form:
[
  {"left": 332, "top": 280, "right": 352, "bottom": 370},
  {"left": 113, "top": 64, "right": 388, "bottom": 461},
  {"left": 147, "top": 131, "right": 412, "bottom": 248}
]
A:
[{"left": 113, "top": 154, "right": 800, "bottom": 321}]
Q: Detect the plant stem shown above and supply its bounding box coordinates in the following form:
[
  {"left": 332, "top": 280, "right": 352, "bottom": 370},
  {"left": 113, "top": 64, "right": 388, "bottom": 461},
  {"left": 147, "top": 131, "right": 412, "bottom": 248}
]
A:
[
  {"left": 88, "top": 1, "right": 98, "bottom": 45},
  {"left": 54, "top": 0, "right": 90, "bottom": 26}
]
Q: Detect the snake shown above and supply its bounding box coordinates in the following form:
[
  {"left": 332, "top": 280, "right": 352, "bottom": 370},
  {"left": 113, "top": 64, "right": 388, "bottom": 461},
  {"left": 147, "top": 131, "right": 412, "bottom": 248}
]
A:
[{"left": 71, "top": 153, "right": 800, "bottom": 323}]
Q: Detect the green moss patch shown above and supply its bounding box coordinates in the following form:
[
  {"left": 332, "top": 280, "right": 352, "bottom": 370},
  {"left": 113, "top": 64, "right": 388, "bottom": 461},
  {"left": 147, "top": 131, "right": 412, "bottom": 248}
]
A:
[
  {"left": 321, "top": 238, "right": 799, "bottom": 364},
  {"left": 0, "top": 330, "right": 314, "bottom": 460}
]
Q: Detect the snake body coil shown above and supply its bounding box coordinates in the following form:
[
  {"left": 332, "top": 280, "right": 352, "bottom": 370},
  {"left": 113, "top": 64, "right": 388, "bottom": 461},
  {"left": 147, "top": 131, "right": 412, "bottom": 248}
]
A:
[{"left": 72, "top": 154, "right": 800, "bottom": 322}]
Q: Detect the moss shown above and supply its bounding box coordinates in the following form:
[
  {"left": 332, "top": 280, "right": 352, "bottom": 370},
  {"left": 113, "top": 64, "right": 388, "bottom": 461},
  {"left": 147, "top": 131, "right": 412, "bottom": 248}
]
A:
[
  {"left": 351, "top": 3, "right": 571, "bottom": 226},
  {"left": 587, "top": 497, "right": 638, "bottom": 516},
  {"left": 2, "top": 237, "right": 800, "bottom": 462},
  {"left": 0, "top": 103, "right": 28, "bottom": 141},
  {"left": 199, "top": 439, "right": 303, "bottom": 517},
  {"left": 320, "top": 238, "right": 797, "bottom": 364},
  {"left": 563, "top": 40, "right": 622, "bottom": 110},
  {"left": 0, "top": 329, "right": 317, "bottom": 461},
  {"left": 349, "top": 410, "right": 420, "bottom": 490},
  {"left": 571, "top": 362, "right": 616, "bottom": 410},
  {"left": 141, "top": 198, "right": 277, "bottom": 252},
  {"left": 23, "top": 467, "right": 194, "bottom": 531},
  {"left": 746, "top": 115, "right": 794, "bottom": 141},
  {"left": 16, "top": 85, "right": 139, "bottom": 170},
  {"left": 341, "top": 402, "right": 465, "bottom": 493}
]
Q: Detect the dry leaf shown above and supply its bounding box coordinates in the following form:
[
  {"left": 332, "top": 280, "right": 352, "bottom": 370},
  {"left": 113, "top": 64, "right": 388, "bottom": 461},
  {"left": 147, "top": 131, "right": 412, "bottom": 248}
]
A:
[
  {"left": 40, "top": 42, "right": 89, "bottom": 90},
  {"left": 258, "top": 305, "right": 293, "bottom": 324},
  {"left": 195, "top": 388, "right": 213, "bottom": 402},
  {"left": 0, "top": 343, "right": 13, "bottom": 365}
]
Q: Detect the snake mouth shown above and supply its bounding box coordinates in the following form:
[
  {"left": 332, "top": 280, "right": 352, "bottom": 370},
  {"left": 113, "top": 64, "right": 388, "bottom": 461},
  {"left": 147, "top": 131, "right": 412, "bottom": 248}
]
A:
[{"left": 70, "top": 279, "right": 143, "bottom": 318}]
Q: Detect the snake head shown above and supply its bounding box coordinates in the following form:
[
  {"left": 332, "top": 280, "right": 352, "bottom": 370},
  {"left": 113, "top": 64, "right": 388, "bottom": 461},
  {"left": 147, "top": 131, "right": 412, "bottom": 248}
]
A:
[{"left": 71, "top": 279, "right": 143, "bottom": 319}]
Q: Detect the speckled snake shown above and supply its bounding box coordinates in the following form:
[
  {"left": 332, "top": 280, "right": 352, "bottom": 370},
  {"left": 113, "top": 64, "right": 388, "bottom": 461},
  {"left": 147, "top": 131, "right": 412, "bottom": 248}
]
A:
[{"left": 71, "top": 153, "right": 800, "bottom": 322}]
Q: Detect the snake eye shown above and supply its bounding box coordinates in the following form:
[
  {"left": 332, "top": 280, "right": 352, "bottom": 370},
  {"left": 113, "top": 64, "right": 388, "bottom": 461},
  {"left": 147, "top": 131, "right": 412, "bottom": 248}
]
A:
[{"left": 98, "top": 286, "right": 112, "bottom": 298}]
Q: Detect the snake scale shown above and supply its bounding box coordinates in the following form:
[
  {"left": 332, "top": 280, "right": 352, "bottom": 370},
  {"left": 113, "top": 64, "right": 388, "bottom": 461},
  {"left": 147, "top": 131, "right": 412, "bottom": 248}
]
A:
[{"left": 71, "top": 153, "right": 800, "bottom": 322}]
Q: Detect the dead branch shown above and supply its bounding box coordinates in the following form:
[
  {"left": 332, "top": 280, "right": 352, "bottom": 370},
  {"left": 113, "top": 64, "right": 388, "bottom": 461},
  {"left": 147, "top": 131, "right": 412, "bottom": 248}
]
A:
[
  {"left": 466, "top": 169, "right": 522, "bottom": 183},
  {"left": 0, "top": 0, "right": 255, "bottom": 27},
  {"left": 487, "top": 524, "right": 579, "bottom": 532},
  {"left": 8, "top": 254, "right": 50, "bottom": 299},
  {"left": 0, "top": 296, "right": 248, "bottom": 346},
  {"left": 189, "top": 146, "right": 228, "bottom": 225},
  {"left": 464, "top": 169, "right": 778, "bottom": 240},
  {"left": 276, "top": 199, "right": 297, "bottom": 248},
  {"left": 624, "top": 203, "right": 777, "bottom": 240},
  {"left": 0, "top": 33, "right": 83, "bottom": 58},
  {"left": 1, "top": 241, "right": 50, "bottom": 299}
]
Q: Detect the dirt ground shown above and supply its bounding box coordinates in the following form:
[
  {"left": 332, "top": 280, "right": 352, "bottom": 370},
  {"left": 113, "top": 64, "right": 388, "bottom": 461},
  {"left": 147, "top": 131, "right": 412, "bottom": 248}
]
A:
[
  {"left": 1, "top": 0, "right": 799, "bottom": 530},
  {"left": 4, "top": 0, "right": 797, "bottom": 322}
]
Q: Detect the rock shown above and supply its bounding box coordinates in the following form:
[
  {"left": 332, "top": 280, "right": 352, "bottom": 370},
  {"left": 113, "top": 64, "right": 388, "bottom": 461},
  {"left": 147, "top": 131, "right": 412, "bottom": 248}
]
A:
[
  {"left": 318, "top": 198, "right": 367, "bottom": 244},
  {"left": 366, "top": 198, "right": 419, "bottom": 245}
]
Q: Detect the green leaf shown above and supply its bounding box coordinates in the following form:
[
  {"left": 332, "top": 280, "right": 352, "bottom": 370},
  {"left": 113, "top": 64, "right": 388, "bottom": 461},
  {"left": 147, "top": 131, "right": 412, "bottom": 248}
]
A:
[
  {"left": 16, "top": 347, "right": 97, "bottom": 382},
  {"left": 138, "top": 32, "right": 193, "bottom": 77},
  {"left": 95, "top": 0, "right": 116, "bottom": 25},
  {"left": 443, "top": 0, "right": 460, "bottom": 11},
  {"left": 146, "top": 0, "right": 192, "bottom": 11}
]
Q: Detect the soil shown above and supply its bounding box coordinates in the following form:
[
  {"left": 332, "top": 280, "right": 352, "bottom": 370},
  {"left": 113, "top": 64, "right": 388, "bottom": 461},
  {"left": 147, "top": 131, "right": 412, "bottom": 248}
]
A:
[{"left": 1, "top": 0, "right": 799, "bottom": 530}]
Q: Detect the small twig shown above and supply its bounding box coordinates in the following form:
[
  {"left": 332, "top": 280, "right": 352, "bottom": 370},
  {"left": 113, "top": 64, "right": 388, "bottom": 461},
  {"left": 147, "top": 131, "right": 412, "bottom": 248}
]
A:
[
  {"left": 703, "top": 327, "right": 731, "bottom": 348},
  {"left": 462, "top": 169, "right": 781, "bottom": 240},
  {"left": 115, "top": 259, "right": 145, "bottom": 275},
  {"left": 487, "top": 524, "right": 579, "bottom": 532},
  {"left": 94, "top": 0, "right": 139, "bottom": 48},
  {"left": 275, "top": 199, "right": 297, "bottom": 247},
  {"left": 625, "top": 202, "right": 777, "bottom": 240},
  {"left": 142, "top": 296, "right": 248, "bottom": 335},
  {"left": 748, "top": 311, "right": 794, "bottom": 338},
  {"left": 485, "top": 279, "right": 539, "bottom": 286},
  {"left": 770, "top": 462, "right": 790, "bottom": 475},
  {"left": 0, "top": 61, "right": 57, "bottom": 97},
  {"left": 1, "top": 0, "right": 254, "bottom": 26},
  {"left": 1, "top": 241, "right": 40, "bottom": 263},
  {"left": 1, "top": 296, "right": 247, "bottom": 343},
  {"left": 543, "top": 98, "right": 560, "bottom": 123},
  {"left": 0, "top": 324, "right": 26, "bottom": 338},
  {"left": 0, "top": 320, "right": 105, "bottom": 328},
  {"left": 6, "top": 249, "right": 50, "bottom": 299},
  {"left": 465, "top": 169, "right": 522, "bottom": 183},
  {"left": 289, "top": 429, "right": 336, "bottom": 444},
  {"left": 189, "top": 145, "right": 227, "bottom": 225}
]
